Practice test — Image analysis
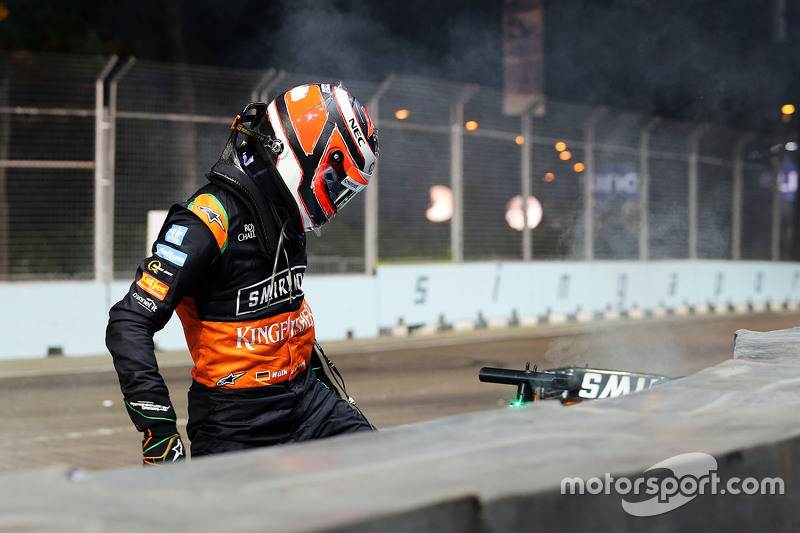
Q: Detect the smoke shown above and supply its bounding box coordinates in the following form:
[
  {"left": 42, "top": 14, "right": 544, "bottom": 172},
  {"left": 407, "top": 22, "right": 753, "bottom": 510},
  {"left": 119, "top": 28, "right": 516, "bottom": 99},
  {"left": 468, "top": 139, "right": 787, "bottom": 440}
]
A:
[
  {"left": 90, "top": 0, "right": 787, "bottom": 131},
  {"left": 542, "top": 323, "right": 697, "bottom": 378},
  {"left": 234, "top": 0, "right": 502, "bottom": 85},
  {"left": 545, "top": 0, "right": 782, "bottom": 131}
]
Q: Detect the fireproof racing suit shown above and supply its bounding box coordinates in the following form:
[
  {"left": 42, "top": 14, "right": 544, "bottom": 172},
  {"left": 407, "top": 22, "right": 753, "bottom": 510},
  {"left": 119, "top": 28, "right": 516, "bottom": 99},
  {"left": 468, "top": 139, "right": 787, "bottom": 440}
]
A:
[{"left": 106, "top": 154, "right": 372, "bottom": 459}]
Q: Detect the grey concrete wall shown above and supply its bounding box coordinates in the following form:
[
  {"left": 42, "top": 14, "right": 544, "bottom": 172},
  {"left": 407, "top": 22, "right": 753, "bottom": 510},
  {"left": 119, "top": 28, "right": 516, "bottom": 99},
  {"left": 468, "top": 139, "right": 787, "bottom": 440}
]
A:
[{"left": 1, "top": 327, "right": 799, "bottom": 532}]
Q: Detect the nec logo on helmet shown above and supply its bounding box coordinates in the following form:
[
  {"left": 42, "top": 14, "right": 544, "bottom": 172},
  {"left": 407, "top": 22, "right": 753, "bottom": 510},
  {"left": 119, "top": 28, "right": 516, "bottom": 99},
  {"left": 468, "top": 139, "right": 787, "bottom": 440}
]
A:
[{"left": 348, "top": 117, "right": 365, "bottom": 146}]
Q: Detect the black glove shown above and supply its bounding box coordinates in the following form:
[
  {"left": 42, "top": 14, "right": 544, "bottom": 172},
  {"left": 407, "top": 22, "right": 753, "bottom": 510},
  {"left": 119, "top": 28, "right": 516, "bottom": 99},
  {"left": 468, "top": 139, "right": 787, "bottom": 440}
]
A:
[
  {"left": 124, "top": 394, "right": 185, "bottom": 466},
  {"left": 142, "top": 429, "right": 186, "bottom": 465}
]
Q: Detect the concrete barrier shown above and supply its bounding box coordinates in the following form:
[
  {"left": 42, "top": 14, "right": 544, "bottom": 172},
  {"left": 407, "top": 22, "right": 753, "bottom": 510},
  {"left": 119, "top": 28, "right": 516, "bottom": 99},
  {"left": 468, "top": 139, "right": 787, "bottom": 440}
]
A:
[
  {"left": 3, "top": 259, "right": 800, "bottom": 360},
  {"left": 1, "top": 327, "right": 799, "bottom": 531}
]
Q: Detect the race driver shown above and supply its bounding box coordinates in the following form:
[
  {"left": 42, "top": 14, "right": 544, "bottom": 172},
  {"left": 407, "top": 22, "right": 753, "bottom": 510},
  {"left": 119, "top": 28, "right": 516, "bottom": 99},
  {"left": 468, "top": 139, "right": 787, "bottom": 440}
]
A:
[{"left": 106, "top": 82, "right": 378, "bottom": 464}]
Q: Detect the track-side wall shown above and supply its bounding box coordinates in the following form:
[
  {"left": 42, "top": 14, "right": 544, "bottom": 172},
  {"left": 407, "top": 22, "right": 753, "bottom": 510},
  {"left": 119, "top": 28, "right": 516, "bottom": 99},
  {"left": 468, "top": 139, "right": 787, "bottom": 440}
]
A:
[{"left": 2, "top": 259, "right": 799, "bottom": 359}]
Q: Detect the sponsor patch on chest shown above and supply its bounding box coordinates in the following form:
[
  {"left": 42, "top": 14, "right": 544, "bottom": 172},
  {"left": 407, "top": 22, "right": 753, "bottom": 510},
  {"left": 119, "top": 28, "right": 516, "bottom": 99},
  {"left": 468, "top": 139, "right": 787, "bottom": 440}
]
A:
[
  {"left": 235, "top": 303, "right": 314, "bottom": 351},
  {"left": 236, "top": 265, "right": 306, "bottom": 316}
]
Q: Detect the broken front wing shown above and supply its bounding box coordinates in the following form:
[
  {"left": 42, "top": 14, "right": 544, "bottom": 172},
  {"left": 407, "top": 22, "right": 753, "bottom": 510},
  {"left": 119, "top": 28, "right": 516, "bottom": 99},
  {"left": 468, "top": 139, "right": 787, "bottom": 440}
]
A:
[{"left": 479, "top": 363, "right": 673, "bottom": 407}]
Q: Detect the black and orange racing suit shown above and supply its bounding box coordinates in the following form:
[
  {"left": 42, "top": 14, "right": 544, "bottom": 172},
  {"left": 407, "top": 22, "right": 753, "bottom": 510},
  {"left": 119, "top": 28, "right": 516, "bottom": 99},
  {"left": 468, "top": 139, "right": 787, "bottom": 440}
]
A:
[{"left": 106, "top": 154, "right": 372, "bottom": 457}]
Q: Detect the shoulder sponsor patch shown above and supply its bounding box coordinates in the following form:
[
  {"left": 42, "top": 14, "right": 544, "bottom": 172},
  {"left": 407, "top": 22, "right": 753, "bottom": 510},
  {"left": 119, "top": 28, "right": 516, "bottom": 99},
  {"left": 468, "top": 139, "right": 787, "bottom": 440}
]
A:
[
  {"left": 187, "top": 193, "right": 228, "bottom": 252},
  {"left": 165, "top": 224, "right": 188, "bottom": 246},
  {"left": 238, "top": 222, "right": 256, "bottom": 242},
  {"left": 132, "top": 292, "right": 158, "bottom": 313},
  {"left": 147, "top": 259, "right": 175, "bottom": 279},
  {"left": 137, "top": 271, "right": 170, "bottom": 300},
  {"left": 155, "top": 244, "right": 187, "bottom": 267}
]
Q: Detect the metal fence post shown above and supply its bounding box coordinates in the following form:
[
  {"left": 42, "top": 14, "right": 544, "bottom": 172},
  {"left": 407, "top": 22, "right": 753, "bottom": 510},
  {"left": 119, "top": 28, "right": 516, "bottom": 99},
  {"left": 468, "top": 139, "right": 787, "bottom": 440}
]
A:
[
  {"left": 520, "top": 110, "right": 532, "bottom": 261},
  {"left": 257, "top": 69, "right": 286, "bottom": 102},
  {"left": 731, "top": 133, "right": 753, "bottom": 260},
  {"left": 688, "top": 124, "right": 709, "bottom": 259},
  {"left": 0, "top": 75, "right": 8, "bottom": 278},
  {"left": 94, "top": 56, "right": 119, "bottom": 285},
  {"left": 250, "top": 68, "right": 277, "bottom": 102},
  {"left": 639, "top": 117, "right": 661, "bottom": 260},
  {"left": 450, "top": 84, "right": 479, "bottom": 263},
  {"left": 772, "top": 161, "right": 782, "bottom": 260},
  {"left": 583, "top": 107, "right": 607, "bottom": 261},
  {"left": 105, "top": 57, "right": 135, "bottom": 282},
  {"left": 365, "top": 74, "right": 395, "bottom": 274}
]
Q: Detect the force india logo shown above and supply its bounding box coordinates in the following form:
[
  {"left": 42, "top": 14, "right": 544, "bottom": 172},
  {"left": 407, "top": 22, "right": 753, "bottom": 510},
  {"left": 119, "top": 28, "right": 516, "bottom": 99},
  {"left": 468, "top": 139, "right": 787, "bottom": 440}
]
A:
[
  {"left": 137, "top": 272, "right": 170, "bottom": 301},
  {"left": 236, "top": 303, "right": 314, "bottom": 351}
]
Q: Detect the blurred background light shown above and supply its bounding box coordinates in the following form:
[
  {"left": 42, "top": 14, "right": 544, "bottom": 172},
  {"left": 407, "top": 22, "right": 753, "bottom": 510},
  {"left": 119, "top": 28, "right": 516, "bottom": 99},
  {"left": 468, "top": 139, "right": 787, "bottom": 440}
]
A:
[
  {"left": 505, "top": 195, "right": 543, "bottom": 230},
  {"left": 426, "top": 185, "right": 453, "bottom": 222}
]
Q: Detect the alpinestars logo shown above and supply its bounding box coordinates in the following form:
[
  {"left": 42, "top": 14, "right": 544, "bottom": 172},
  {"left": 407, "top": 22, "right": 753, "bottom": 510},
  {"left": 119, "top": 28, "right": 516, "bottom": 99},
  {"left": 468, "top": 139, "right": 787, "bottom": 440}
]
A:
[
  {"left": 216, "top": 371, "right": 246, "bottom": 387},
  {"left": 170, "top": 438, "right": 184, "bottom": 461},
  {"left": 196, "top": 205, "right": 225, "bottom": 230}
]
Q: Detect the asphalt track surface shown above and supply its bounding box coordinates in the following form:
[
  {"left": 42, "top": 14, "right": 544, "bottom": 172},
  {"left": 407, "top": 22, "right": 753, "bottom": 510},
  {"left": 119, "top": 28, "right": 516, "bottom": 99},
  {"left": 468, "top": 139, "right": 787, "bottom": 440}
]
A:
[{"left": 1, "top": 311, "right": 799, "bottom": 476}]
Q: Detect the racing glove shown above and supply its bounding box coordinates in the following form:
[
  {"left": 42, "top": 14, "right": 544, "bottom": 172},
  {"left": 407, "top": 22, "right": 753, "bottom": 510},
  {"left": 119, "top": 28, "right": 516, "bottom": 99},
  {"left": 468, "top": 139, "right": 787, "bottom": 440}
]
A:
[
  {"left": 142, "top": 429, "right": 185, "bottom": 466},
  {"left": 124, "top": 394, "right": 186, "bottom": 466}
]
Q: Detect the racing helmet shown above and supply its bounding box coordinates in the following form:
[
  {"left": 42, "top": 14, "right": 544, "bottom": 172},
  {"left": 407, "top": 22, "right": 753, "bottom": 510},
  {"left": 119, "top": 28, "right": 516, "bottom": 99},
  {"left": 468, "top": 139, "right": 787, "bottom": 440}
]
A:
[{"left": 229, "top": 82, "right": 378, "bottom": 233}]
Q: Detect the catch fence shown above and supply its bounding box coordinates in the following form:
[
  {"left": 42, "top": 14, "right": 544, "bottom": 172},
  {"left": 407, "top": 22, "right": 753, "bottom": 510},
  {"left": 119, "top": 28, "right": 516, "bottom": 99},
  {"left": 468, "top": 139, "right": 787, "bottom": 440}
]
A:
[{"left": 0, "top": 51, "right": 790, "bottom": 281}]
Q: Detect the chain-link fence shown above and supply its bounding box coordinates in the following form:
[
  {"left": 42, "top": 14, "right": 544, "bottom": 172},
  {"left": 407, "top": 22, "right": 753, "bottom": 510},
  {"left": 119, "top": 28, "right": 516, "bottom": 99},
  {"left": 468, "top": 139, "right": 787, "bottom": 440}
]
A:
[{"left": 0, "top": 51, "right": 790, "bottom": 281}]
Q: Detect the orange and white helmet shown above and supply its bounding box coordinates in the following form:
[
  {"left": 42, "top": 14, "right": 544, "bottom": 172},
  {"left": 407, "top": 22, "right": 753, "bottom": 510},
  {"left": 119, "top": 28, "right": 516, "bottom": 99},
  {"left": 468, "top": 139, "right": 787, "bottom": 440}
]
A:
[{"left": 252, "top": 82, "right": 379, "bottom": 233}]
